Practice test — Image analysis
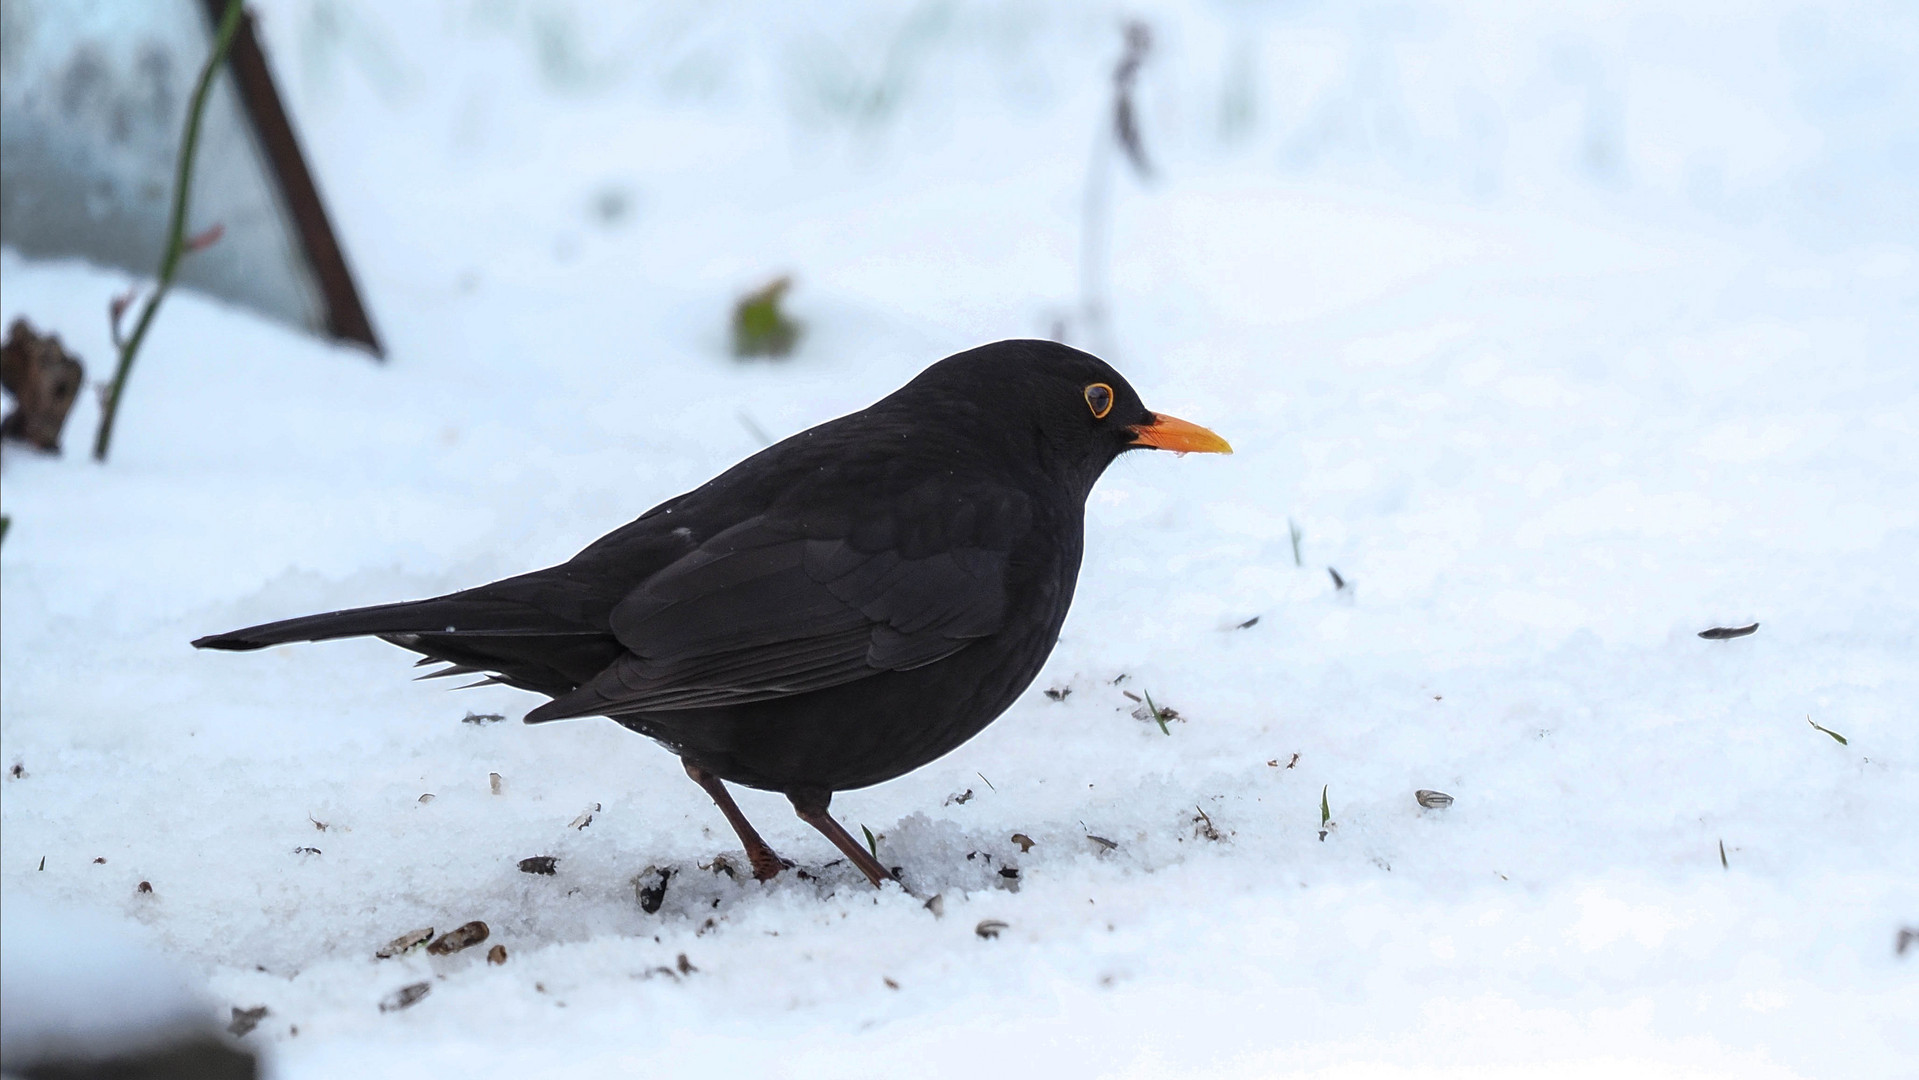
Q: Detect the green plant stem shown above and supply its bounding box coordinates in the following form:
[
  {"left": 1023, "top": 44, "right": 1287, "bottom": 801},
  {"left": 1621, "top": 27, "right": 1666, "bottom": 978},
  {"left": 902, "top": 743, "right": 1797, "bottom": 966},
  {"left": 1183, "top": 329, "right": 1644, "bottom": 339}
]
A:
[
  {"left": 93, "top": 0, "right": 244, "bottom": 463},
  {"left": 1144, "top": 690, "right": 1170, "bottom": 735}
]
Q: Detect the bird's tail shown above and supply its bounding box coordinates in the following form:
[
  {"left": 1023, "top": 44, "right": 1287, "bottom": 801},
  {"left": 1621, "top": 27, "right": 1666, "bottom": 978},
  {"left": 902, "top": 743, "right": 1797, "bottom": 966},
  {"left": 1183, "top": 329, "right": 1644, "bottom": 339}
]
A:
[
  {"left": 193, "top": 576, "right": 628, "bottom": 700},
  {"left": 191, "top": 597, "right": 511, "bottom": 651}
]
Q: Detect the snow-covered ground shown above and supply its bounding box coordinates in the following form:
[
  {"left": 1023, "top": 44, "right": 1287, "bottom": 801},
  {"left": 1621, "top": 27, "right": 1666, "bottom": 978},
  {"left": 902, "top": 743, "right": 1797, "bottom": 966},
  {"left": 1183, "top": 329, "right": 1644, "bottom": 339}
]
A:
[{"left": 3, "top": 2, "right": 1915, "bottom": 1076}]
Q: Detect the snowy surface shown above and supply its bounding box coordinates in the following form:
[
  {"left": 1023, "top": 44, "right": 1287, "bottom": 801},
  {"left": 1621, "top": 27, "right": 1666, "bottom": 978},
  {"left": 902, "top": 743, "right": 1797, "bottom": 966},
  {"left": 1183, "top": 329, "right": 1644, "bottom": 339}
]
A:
[{"left": 3, "top": 2, "right": 1915, "bottom": 1077}]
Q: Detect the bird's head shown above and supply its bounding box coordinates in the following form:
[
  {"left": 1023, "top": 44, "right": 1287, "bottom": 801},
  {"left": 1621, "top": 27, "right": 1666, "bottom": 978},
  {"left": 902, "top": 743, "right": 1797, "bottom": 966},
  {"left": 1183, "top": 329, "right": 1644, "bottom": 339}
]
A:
[{"left": 893, "top": 340, "right": 1231, "bottom": 494}]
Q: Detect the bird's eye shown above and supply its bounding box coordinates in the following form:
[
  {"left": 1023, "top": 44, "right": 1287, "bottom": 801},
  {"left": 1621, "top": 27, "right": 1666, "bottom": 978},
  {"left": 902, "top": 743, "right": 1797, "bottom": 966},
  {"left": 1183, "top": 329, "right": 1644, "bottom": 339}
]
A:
[{"left": 1084, "top": 383, "right": 1114, "bottom": 419}]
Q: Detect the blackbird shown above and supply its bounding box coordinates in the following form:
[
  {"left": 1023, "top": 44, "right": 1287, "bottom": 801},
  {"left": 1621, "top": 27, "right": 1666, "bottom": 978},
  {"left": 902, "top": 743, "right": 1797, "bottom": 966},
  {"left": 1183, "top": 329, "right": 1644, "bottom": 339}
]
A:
[{"left": 195, "top": 340, "right": 1230, "bottom": 886}]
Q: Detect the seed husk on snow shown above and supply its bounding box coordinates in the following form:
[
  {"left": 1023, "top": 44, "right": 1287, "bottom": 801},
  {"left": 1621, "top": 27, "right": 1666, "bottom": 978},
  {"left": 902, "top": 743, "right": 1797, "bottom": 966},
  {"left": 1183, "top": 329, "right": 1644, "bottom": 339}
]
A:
[
  {"left": 427, "top": 921, "right": 489, "bottom": 955},
  {"left": 1011, "top": 833, "right": 1036, "bottom": 853},
  {"left": 568, "top": 803, "right": 601, "bottom": 830},
  {"left": 228, "top": 1006, "right": 269, "bottom": 1037},
  {"left": 635, "top": 866, "right": 673, "bottom": 914},
  {"left": 487, "top": 944, "right": 508, "bottom": 965},
  {"left": 376, "top": 927, "right": 434, "bottom": 959},
  {"left": 1698, "top": 623, "right": 1759, "bottom": 640},
  {"left": 489, "top": 772, "right": 504, "bottom": 795},
  {"left": 518, "top": 856, "right": 559, "bottom": 875},
  {"left": 1127, "top": 691, "right": 1179, "bottom": 733},
  {"left": 379, "top": 982, "right": 431, "bottom": 1013},
  {"left": 1086, "top": 834, "right": 1118, "bottom": 851},
  {"left": 975, "top": 919, "right": 1008, "bottom": 939},
  {"left": 1415, "top": 790, "right": 1454, "bottom": 809}
]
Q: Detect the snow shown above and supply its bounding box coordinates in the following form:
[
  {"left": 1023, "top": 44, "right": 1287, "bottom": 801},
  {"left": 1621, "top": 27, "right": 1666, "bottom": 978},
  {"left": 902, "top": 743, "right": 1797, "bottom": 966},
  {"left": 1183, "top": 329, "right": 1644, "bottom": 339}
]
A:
[
  {"left": 2, "top": 1, "right": 1915, "bottom": 1077},
  {"left": 0, "top": 898, "right": 215, "bottom": 1064}
]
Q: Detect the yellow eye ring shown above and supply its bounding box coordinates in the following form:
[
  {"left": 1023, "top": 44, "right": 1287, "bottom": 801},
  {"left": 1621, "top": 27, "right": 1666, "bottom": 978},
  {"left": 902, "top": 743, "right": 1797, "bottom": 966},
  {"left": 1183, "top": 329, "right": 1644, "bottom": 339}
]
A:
[{"left": 1084, "top": 383, "right": 1114, "bottom": 419}]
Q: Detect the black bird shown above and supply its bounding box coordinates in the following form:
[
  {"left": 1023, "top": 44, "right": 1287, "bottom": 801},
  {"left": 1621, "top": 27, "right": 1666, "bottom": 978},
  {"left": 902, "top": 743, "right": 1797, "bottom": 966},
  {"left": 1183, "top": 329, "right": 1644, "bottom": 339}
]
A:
[{"left": 195, "top": 340, "right": 1230, "bottom": 886}]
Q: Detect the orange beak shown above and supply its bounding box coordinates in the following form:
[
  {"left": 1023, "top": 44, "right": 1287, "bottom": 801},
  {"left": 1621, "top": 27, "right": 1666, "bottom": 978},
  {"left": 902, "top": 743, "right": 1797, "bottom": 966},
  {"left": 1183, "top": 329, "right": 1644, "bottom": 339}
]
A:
[{"left": 1128, "top": 412, "right": 1233, "bottom": 455}]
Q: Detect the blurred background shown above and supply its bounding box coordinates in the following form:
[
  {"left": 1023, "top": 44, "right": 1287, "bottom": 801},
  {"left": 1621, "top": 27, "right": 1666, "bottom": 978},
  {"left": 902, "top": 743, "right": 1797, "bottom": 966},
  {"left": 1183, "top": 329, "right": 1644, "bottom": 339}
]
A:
[{"left": 14, "top": 0, "right": 1916, "bottom": 368}]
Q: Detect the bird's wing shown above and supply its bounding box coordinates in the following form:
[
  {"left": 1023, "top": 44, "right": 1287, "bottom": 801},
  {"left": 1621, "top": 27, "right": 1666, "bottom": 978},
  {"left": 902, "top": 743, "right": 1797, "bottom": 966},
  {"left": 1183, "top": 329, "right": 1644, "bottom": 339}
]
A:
[{"left": 522, "top": 483, "right": 1034, "bottom": 722}]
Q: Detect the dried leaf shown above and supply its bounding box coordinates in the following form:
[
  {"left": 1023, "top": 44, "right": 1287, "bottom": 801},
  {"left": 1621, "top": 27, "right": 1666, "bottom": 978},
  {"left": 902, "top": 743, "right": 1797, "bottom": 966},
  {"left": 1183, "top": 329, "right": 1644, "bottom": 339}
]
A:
[{"left": 1, "top": 319, "right": 85, "bottom": 453}]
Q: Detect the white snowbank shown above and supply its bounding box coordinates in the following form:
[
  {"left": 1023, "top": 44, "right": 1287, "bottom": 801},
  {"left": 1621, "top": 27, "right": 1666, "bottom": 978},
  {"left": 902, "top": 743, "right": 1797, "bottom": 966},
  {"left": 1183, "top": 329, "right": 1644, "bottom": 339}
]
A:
[{"left": 0, "top": 898, "right": 215, "bottom": 1065}]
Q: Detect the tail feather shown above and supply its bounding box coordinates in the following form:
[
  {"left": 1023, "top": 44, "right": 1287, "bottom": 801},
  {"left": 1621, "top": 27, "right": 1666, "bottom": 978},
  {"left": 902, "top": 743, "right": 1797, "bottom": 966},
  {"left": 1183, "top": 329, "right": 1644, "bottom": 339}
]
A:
[
  {"left": 194, "top": 592, "right": 628, "bottom": 702},
  {"left": 413, "top": 663, "right": 483, "bottom": 681},
  {"left": 191, "top": 597, "right": 514, "bottom": 651}
]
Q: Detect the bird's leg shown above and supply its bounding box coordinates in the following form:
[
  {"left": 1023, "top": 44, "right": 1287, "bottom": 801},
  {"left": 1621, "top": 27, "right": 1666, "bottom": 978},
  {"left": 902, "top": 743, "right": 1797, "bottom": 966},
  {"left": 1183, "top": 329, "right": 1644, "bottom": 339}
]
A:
[
  {"left": 683, "top": 762, "right": 787, "bottom": 881},
  {"left": 788, "top": 786, "right": 896, "bottom": 887}
]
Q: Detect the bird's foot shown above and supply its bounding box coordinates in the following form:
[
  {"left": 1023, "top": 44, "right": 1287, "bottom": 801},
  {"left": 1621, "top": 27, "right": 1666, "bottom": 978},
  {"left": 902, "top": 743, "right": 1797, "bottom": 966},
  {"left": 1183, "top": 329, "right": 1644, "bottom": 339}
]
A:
[
  {"left": 747, "top": 850, "right": 791, "bottom": 882},
  {"left": 788, "top": 787, "right": 898, "bottom": 889}
]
